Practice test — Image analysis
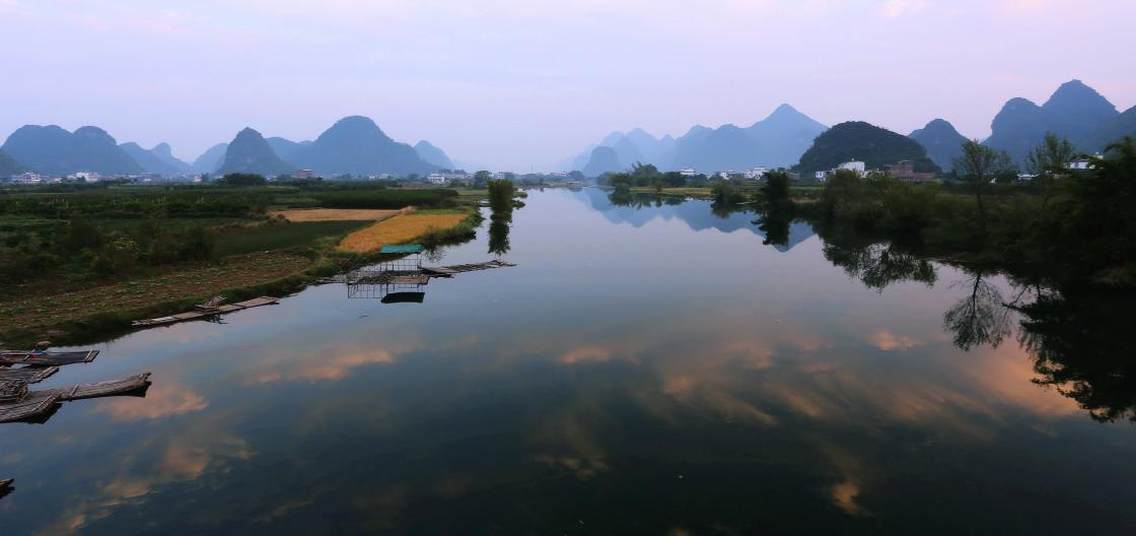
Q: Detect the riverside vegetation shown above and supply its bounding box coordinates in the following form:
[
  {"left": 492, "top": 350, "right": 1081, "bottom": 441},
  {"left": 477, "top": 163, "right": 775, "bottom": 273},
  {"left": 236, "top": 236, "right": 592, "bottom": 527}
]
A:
[
  {"left": 607, "top": 135, "right": 1136, "bottom": 290},
  {"left": 0, "top": 177, "right": 486, "bottom": 343}
]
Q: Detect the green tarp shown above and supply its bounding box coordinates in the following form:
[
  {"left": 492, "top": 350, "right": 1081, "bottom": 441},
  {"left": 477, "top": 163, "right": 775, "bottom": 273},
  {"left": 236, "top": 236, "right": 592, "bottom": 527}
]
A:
[{"left": 380, "top": 244, "right": 424, "bottom": 254}]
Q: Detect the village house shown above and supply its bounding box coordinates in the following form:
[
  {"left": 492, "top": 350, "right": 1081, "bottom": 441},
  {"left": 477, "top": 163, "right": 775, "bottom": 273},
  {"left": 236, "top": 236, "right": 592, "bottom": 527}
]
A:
[{"left": 884, "top": 160, "right": 936, "bottom": 183}]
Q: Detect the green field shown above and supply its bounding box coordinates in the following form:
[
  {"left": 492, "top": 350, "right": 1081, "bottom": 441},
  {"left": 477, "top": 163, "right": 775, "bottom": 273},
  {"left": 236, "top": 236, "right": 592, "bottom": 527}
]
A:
[{"left": 213, "top": 220, "right": 371, "bottom": 257}]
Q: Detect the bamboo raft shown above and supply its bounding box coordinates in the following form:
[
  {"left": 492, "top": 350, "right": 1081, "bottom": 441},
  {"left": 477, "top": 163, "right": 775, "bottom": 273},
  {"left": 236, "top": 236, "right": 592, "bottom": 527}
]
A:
[
  {"left": 0, "top": 373, "right": 151, "bottom": 424},
  {"left": 346, "top": 260, "right": 515, "bottom": 283},
  {"left": 0, "top": 366, "right": 59, "bottom": 383},
  {"left": 131, "top": 296, "right": 279, "bottom": 327},
  {"left": 423, "top": 259, "right": 516, "bottom": 276},
  {"left": 0, "top": 350, "right": 99, "bottom": 367},
  {"left": 43, "top": 372, "right": 152, "bottom": 401}
]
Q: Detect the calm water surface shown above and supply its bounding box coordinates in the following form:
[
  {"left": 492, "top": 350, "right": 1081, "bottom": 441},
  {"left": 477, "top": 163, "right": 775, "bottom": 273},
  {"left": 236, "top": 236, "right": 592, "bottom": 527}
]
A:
[{"left": 2, "top": 189, "right": 1134, "bottom": 534}]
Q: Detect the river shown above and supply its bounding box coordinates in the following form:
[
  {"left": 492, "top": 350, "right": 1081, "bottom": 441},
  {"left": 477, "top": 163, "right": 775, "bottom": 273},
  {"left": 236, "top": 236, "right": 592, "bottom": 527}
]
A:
[{"left": 2, "top": 188, "right": 1134, "bottom": 534}]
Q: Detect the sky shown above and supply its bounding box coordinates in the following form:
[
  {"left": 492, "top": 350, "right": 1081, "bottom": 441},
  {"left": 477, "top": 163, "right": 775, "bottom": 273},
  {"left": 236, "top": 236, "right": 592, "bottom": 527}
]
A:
[{"left": 1, "top": 0, "right": 1134, "bottom": 171}]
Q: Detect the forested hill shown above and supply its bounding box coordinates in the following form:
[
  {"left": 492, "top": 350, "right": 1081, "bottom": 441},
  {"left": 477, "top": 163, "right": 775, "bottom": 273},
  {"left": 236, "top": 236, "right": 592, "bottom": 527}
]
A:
[
  {"left": 795, "top": 121, "right": 939, "bottom": 174},
  {"left": 910, "top": 119, "right": 968, "bottom": 171},
  {"left": 0, "top": 149, "right": 23, "bottom": 177},
  {"left": 217, "top": 128, "right": 295, "bottom": 176}
]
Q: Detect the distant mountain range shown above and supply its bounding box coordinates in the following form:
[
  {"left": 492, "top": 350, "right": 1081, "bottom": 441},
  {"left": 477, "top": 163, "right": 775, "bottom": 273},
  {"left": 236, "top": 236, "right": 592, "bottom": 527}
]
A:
[
  {"left": 265, "top": 137, "right": 311, "bottom": 163},
  {"left": 191, "top": 143, "right": 229, "bottom": 174},
  {"left": 582, "top": 146, "right": 622, "bottom": 177},
  {"left": 0, "top": 116, "right": 446, "bottom": 179},
  {"left": 1, "top": 125, "right": 142, "bottom": 176},
  {"left": 211, "top": 116, "right": 438, "bottom": 177},
  {"left": 120, "top": 142, "right": 191, "bottom": 175},
  {"left": 568, "top": 104, "right": 827, "bottom": 174},
  {"left": 0, "top": 149, "right": 23, "bottom": 177},
  {"left": 281, "top": 116, "right": 434, "bottom": 176},
  {"left": 909, "top": 119, "right": 969, "bottom": 171},
  {"left": 795, "top": 121, "right": 938, "bottom": 174},
  {"left": 4, "top": 80, "right": 1134, "bottom": 178},
  {"left": 984, "top": 80, "right": 1135, "bottom": 164},
  {"left": 217, "top": 128, "right": 295, "bottom": 176},
  {"left": 568, "top": 80, "right": 1136, "bottom": 175},
  {"left": 414, "top": 140, "right": 455, "bottom": 169}
]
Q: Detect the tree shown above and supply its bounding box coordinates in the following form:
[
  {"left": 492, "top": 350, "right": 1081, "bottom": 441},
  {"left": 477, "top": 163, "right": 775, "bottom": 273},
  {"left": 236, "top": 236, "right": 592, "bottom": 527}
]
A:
[
  {"left": 630, "top": 162, "right": 659, "bottom": 178},
  {"left": 952, "top": 140, "right": 1008, "bottom": 236},
  {"left": 607, "top": 172, "right": 633, "bottom": 191},
  {"left": 820, "top": 169, "right": 864, "bottom": 217},
  {"left": 487, "top": 179, "right": 515, "bottom": 213},
  {"left": 473, "top": 170, "right": 493, "bottom": 188},
  {"left": 761, "top": 170, "right": 791, "bottom": 205},
  {"left": 1026, "top": 133, "right": 1077, "bottom": 177},
  {"left": 217, "top": 173, "right": 266, "bottom": 186},
  {"left": 1026, "top": 133, "right": 1077, "bottom": 208}
]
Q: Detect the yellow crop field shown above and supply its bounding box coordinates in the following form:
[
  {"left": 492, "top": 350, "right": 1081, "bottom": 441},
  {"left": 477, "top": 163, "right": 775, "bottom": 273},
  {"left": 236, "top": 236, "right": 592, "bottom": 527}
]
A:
[{"left": 337, "top": 213, "right": 468, "bottom": 253}]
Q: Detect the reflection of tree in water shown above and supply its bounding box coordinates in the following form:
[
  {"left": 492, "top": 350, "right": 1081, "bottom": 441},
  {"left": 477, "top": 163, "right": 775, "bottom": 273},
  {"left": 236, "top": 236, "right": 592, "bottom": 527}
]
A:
[
  {"left": 488, "top": 212, "right": 512, "bottom": 256},
  {"left": 812, "top": 217, "right": 936, "bottom": 291},
  {"left": 822, "top": 241, "right": 937, "bottom": 291},
  {"left": 755, "top": 207, "right": 792, "bottom": 247},
  {"left": 608, "top": 190, "right": 680, "bottom": 209},
  {"left": 710, "top": 200, "right": 737, "bottom": 219},
  {"left": 943, "top": 271, "right": 1012, "bottom": 351},
  {"left": 1014, "top": 290, "right": 1136, "bottom": 422},
  {"left": 814, "top": 216, "right": 1136, "bottom": 423},
  {"left": 422, "top": 246, "right": 445, "bottom": 264},
  {"left": 607, "top": 189, "right": 635, "bottom": 207}
]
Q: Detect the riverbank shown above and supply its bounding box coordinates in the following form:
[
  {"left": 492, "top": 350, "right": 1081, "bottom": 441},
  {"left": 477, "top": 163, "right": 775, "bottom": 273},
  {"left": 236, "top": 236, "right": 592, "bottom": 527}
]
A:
[
  {"left": 0, "top": 182, "right": 490, "bottom": 346},
  {"left": 0, "top": 211, "right": 480, "bottom": 345}
]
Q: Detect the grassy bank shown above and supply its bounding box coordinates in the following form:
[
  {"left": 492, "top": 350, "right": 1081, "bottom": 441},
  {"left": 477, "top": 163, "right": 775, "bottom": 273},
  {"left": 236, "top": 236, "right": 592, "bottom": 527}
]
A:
[{"left": 0, "top": 182, "right": 488, "bottom": 345}]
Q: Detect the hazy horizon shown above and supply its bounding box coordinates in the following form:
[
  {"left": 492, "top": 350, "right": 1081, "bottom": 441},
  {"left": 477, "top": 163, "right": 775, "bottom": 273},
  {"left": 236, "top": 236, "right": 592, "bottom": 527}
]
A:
[{"left": 2, "top": 0, "right": 1134, "bottom": 171}]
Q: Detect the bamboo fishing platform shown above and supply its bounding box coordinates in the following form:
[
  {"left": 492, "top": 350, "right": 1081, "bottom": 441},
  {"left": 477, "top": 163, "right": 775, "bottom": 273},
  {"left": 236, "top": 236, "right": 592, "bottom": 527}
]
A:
[
  {"left": 0, "top": 373, "right": 151, "bottom": 424},
  {"left": 0, "top": 350, "right": 98, "bottom": 367},
  {"left": 131, "top": 296, "right": 279, "bottom": 328},
  {"left": 0, "top": 366, "right": 59, "bottom": 383},
  {"left": 345, "top": 260, "right": 516, "bottom": 284}
]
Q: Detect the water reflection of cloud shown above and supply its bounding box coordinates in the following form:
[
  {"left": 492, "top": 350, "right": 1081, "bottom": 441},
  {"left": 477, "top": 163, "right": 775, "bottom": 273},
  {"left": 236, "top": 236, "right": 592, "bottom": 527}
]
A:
[
  {"left": 558, "top": 345, "right": 615, "bottom": 365},
  {"left": 822, "top": 446, "right": 871, "bottom": 517},
  {"left": 95, "top": 382, "right": 207, "bottom": 422},
  {"left": 532, "top": 413, "right": 609, "bottom": 480},
  {"left": 37, "top": 418, "right": 252, "bottom": 535},
  {"left": 243, "top": 348, "right": 401, "bottom": 385},
  {"left": 868, "top": 329, "right": 922, "bottom": 351}
]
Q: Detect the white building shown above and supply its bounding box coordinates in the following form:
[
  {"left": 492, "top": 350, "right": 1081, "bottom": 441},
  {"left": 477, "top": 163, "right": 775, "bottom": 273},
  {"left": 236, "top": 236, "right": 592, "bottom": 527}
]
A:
[
  {"left": 837, "top": 161, "right": 867, "bottom": 176},
  {"left": 679, "top": 168, "right": 697, "bottom": 177},
  {"left": 744, "top": 167, "right": 769, "bottom": 179},
  {"left": 12, "top": 172, "right": 42, "bottom": 184},
  {"left": 1067, "top": 155, "right": 1101, "bottom": 171},
  {"left": 427, "top": 173, "right": 447, "bottom": 185},
  {"left": 70, "top": 171, "right": 101, "bottom": 182}
]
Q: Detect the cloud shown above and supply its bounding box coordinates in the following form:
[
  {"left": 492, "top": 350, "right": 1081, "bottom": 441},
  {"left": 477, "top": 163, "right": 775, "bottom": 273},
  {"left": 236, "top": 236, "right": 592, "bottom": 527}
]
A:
[{"left": 879, "top": 0, "right": 928, "bottom": 17}]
